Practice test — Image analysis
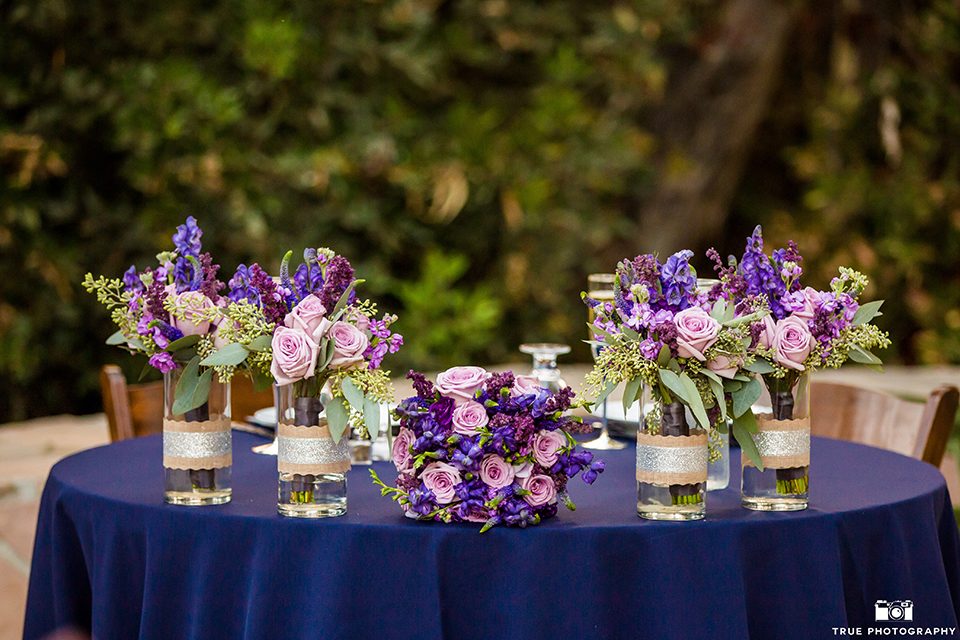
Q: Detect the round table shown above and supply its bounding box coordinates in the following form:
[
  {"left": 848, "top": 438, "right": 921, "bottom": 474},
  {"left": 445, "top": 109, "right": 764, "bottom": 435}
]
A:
[{"left": 23, "top": 432, "right": 960, "bottom": 640}]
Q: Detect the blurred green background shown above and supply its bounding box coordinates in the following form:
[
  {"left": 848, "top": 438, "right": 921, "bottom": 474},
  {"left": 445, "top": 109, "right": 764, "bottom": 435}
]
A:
[{"left": 1, "top": 0, "right": 959, "bottom": 421}]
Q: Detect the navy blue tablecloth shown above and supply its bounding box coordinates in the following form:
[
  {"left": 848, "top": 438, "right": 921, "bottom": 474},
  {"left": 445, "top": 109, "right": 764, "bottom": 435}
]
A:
[{"left": 23, "top": 432, "right": 960, "bottom": 640}]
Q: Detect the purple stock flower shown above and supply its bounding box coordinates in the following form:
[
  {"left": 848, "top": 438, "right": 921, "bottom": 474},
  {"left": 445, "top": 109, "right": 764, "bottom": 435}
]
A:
[{"left": 149, "top": 351, "right": 178, "bottom": 373}]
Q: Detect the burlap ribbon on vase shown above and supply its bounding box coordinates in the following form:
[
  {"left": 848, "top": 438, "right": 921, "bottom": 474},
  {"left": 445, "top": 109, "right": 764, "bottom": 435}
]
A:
[
  {"left": 635, "top": 431, "right": 709, "bottom": 485},
  {"left": 742, "top": 415, "right": 811, "bottom": 470},
  {"left": 163, "top": 418, "right": 232, "bottom": 470},
  {"left": 277, "top": 419, "right": 351, "bottom": 474}
]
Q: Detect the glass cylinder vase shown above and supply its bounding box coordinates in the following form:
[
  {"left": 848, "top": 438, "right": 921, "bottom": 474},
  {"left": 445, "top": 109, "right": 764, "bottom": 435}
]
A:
[
  {"left": 637, "top": 401, "right": 708, "bottom": 521},
  {"left": 163, "top": 369, "right": 232, "bottom": 505},
  {"left": 741, "top": 370, "right": 810, "bottom": 511},
  {"left": 276, "top": 385, "right": 351, "bottom": 517}
]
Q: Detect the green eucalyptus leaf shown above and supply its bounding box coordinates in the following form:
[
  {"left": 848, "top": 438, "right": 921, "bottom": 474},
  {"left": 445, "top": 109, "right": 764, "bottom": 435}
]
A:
[
  {"left": 200, "top": 343, "right": 249, "bottom": 367},
  {"left": 174, "top": 356, "right": 201, "bottom": 400},
  {"left": 700, "top": 368, "right": 723, "bottom": 385},
  {"left": 319, "top": 338, "right": 336, "bottom": 370},
  {"left": 587, "top": 322, "right": 612, "bottom": 340},
  {"left": 707, "top": 377, "right": 726, "bottom": 422},
  {"left": 594, "top": 381, "right": 616, "bottom": 407},
  {"left": 364, "top": 397, "right": 381, "bottom": 441},
  {"left": 164, "top": 334, "right": 202, "bottom": 353},
  {"left": 851, "top": 300, "right": 883, "bottom": 327},
  {"left": 327, "top": 396, "right": 351, "bottom": 444},
  {"left": 137, "top": 362, "right": 153, "bottom": 382},
  {"left": 658, "top": 369, "right": 689, "bottom": 405},
  {"left": 251, "top": 367, "right": 274, "bottom": 393},
  {"left": 657, "top": 344, "right": 671, "bottom": 368},
  {"left": 733, "top": 377, "right": 763, "bottom": 418},
  {"left": 341, "top": 377, "right": 364, "bottom": 411},
  {"left": 621, "top": 326, "right": 640, "bottom": 341},
  {"left": 679, "top": 371, "right": 710, "bottom": 430},
  {"left": 246, "top": 335, "right": 272, "bottom": 352},
  {"left": 710, "top": 299, "right": 726, "bottom": 322},
  {"left": 190, "top": 368, "right": 213, "bottom": 411},
  {"left": 722, "top": 301, "right": 736, "bottom": 323},
  {"left": 622, "top": 376, "right": 642, "bottom": 414},
  {"left": 745, "top": 359, "right": 776, "bottom": 374},
  {"left": 848, "top": 345, "right": 882, "bottom": 365},
  {"left": 733, "top": 417, "right": 764, "bottom": 471},
  {"left": 106, "top": 330, "right": 127, "bottom": 345},
  {"left": 331, "top": 279, "right": 362, "bottom": 320}
]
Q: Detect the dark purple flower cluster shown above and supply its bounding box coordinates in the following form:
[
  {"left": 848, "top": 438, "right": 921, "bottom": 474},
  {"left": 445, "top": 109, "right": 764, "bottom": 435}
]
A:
[
  {"left": 318, "top": 255, "right": 355, "bottom": 311},
  {"left": 382, "top": 368, "right": 603, "bottom": 531}
]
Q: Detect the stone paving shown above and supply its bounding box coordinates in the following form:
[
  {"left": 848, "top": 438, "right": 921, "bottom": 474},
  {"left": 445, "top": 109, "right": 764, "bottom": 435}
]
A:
[{"left": 2, "top": 365, "right": 959, "bottom": 640}]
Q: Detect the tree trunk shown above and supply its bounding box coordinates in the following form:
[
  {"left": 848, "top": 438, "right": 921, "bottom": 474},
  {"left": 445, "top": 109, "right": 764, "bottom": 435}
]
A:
[{"left": 637, "top": 0, "right": 800, "bottom": 255}]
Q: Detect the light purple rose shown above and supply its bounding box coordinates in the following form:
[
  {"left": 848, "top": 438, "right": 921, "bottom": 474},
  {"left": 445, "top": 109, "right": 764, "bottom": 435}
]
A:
[
  {"left": 328, "top": 321, "right": 369, "bottom": 369},
  {"left": 758, "top": 314, "right": 777, "bottom": 349},
  {"left": 674, "top": 307, "right": 721, "bottom": 361},
  {"left": 531, "top": 429, "right": 567, "bottom": 468},
  {"left": 706, "top": 354, "right": 739, "bottom": 380},
  {"left": 479, "top": 455, "right": 515, "bottom": 488},
  {"left": 792, "top": 287, "right": 821, "bottom": 322},
  {"left": 520, "top": 474, "right": 557, "bottom": 507},
  {"left": 435, "top": 366, "right": 490, "bottom": 404},
  {"left": 420, "top": 461, "right": 462, "bottom": 504},
  {"left": 392, "top": 427, "right": 415, "bottom": 474},
  {"left": 170, "top": 291, "right": 214, "bottom": 336},
  {"left": 452, "top": 401, "right": 489, "bottom": 436},
  {"left": 284, "top": 294, "right": 332, "bottom": 340},
  {"left": 270, "top": 325, "right": 319, "bottom": 385},
  {"left": 511, "top": 375, "right": 543, "bottom": 397},
  {"left": 772, "top": 316, "right": 812, "bottom": 371}
]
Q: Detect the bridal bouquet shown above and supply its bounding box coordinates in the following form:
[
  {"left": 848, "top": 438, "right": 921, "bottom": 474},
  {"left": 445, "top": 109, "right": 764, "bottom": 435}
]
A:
[
  {"left": 83, "top": 217, "right": 241, "bottom": 413},
  {"left": 710, "top": 225, "right": 890, "bottom": 383},
  {"left": 224, "top": 248, "right": 404, "bottom": 443},
  {"left": 372, "top": 367, "right": 604, "bottom": 531},
  {"left": 582, "top": 250, "right": 768, "bottom": 470}
]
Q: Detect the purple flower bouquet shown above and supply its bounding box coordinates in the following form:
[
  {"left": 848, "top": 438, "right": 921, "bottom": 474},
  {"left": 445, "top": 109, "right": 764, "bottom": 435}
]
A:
[{"left": 371, "top": 367, "right": 604, "bottom": 531}]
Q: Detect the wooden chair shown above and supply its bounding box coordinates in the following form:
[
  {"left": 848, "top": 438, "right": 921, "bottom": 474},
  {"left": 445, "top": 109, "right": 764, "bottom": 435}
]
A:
[
  {"left": 100, "top": 364, "right": 274, "bottom": 442},
  {"left": 810, "top": 381, "right": 960, "bottom": 467}
]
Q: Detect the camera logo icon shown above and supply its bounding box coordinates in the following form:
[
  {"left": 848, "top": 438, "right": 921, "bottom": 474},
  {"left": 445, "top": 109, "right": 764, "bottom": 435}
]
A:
[{"left": 875, "top": 600, "right": 913, "bottom": 621}]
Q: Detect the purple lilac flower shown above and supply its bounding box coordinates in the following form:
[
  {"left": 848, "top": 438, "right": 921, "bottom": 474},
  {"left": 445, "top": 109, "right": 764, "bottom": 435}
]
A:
[
  {"left": 247, "top": 265, "right": 287, "bottom": 324},
  {"left": 632, "top": 254, "right": 661, "bottom": 287},
  {"left": 543, "top": 386, "right": 575, "bottom": 414},
  {"left": 149, "top": 351, "right": 178, "bottom": 373},
  {"left": 145, "top": 274, "right": 169, "bottom": 323},
  {"left": 318, "top": 256, "right": 355, "bottom": 311},
  {"left": 485, "top": 371, "right": 515, "bottom": 396},
  {"left": 408, "top": 371, "right": 436, "bottom": 400},
  {"left": 197, "top": 253, "right": 224, "bottom": 303},
  {"left": 396, "top": 473, "right": 420, "bottom": 492},
  {"left": 639, "top": 338, "right": 662, "bottom": 360}
]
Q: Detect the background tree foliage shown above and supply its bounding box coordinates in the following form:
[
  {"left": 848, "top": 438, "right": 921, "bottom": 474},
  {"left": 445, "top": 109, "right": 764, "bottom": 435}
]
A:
[{"left": 1, "top": 0, "right": 958, "bottom": 421}]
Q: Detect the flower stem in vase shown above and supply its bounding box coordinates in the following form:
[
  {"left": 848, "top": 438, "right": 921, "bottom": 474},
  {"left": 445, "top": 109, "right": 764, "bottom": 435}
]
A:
[
  {"left": 184, "top": 403, "right": 216, "bottom": 490},
  {"left": 291, "top": 396, "right": 323, "bottom": 504},
  {"left": 661, "top": 402, "right": 703, "bottom": 505},
  {"left": 771, "top": 390, "right": 808, "bottom": 495}
]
